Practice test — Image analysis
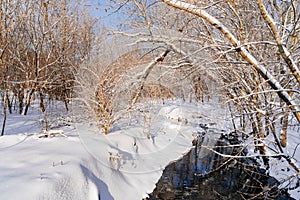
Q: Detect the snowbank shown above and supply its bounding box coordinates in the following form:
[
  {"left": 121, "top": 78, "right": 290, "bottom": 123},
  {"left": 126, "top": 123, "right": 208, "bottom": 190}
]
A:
[{"left": 0, "top": 102, "right": 223, "bottom": 200}]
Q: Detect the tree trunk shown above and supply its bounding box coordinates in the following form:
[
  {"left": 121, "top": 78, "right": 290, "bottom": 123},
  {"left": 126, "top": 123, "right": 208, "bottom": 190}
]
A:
[
  {"left": 18, "top": 88, "right": 24, "bottom": 114},
  {"left": 23, "top": 88, "right": 35, "bottom": 115},
  {"left": 280, "top": 111, "right": 289, "bottom": 147},
  {"left": 39, "top": 91, "right": 45, "bottom": 113},
  {"left": 6, "top": 91, "right": 12, "bottom": 114},
  {"left": 1, "top": 90, "right": 7, "bottom": 136}
]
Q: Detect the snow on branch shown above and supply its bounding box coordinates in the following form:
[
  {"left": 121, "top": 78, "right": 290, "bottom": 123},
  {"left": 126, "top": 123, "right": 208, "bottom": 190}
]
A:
[
  {"left": 130, "top": 49, "right": 170, "bottom": 107},
  {"left": 162, "top": 0, "right": 300, "bottom": 123},
  {"left": 258, "top": 0, "right": 300, "bottom": 86}
]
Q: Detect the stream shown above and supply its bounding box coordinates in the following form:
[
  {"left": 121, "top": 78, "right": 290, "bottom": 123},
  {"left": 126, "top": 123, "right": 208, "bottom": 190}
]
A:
[{"left": 147, "top": 123, "right": 294, "bottom": 200}]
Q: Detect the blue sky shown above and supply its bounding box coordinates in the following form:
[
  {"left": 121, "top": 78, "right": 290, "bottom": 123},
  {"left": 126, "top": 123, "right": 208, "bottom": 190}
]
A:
[{"left": 84, "top": 0, "right": 125, "bottom": 29}]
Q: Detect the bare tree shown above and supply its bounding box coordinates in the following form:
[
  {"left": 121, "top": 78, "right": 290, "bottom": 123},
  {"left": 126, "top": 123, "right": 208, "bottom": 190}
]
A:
[
  {"left": 104, "top": 0, "right": 300, "bottom": 195},
  {"left": 0, "top": 0, "right": 97, "bottom": 134},
  {"left": 75, "top": 33, "right": 179, "bottom": 134}
]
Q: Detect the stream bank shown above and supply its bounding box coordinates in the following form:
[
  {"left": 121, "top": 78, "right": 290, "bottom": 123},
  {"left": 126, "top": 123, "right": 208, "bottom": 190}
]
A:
[{"left": 147, "top": 124, "right": 294, "bottom": 200}]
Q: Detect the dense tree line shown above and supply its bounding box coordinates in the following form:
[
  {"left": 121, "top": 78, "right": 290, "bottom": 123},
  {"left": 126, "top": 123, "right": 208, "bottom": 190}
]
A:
[{"left": 0, "top": 0, "right": 96, "bottom": 134}]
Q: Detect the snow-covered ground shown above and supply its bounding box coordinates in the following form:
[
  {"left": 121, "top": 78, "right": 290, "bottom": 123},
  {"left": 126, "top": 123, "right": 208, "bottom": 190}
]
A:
[
  {"left": 1, "top": 100, "right": 299, "bottom": 199},
  {"left": 267, "top": 128, "right": 300, "bottom": 199},
  {"left": 0, "top": 101, "right": 227, "bottom": 200}
]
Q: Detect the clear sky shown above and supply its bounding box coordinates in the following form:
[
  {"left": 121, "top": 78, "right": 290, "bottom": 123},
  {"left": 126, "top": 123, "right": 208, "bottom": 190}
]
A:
[{"left": 83, "top": 0, "right": 125, "bottom": 29}]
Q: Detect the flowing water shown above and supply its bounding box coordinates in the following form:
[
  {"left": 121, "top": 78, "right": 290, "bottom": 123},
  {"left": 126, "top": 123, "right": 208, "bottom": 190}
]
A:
[{"left": 147, "top": 124, "right": 294, "bottom": 200}]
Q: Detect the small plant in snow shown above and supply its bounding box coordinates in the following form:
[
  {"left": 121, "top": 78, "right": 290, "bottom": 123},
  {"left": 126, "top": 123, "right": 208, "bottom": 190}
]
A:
[{"left": 108, "top": 151, "right": 121, "bottom": 170}]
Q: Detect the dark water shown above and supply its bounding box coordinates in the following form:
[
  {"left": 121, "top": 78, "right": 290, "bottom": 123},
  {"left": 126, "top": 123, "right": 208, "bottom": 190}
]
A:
[{"left": 147, "top": 125, "right": 294, "bottom": 200}]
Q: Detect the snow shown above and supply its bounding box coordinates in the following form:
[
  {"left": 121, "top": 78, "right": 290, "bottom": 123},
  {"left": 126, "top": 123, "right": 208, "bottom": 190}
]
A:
[
  {"left": 267, "top": 128, "right": 300, "bottom": 199},
  {"left": 0, "top": 101, "right": 225, "bottom": 200},
  {"left": 1, "top": 100, "right": 298, "bottom": 199}
]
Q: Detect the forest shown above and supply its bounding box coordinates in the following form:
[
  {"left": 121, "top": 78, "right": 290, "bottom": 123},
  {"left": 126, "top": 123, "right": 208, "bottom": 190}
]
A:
[{"left": 0, "top": 0, "right": 299, "bottom": 199}]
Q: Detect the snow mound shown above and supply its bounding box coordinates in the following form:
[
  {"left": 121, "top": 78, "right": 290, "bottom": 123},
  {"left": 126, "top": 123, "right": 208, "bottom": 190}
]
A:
[{"left": 0, "top": 102, "right": 226, "bottom": 200}]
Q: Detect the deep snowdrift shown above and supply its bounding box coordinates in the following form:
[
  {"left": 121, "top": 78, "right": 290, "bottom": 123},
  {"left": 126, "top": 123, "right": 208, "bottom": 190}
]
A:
[
  {"left": 1, "top": 101, "right": 299, "bottom": 199},
  {"left": 0, "top": 102, "right": 227, "bottom": 200}
]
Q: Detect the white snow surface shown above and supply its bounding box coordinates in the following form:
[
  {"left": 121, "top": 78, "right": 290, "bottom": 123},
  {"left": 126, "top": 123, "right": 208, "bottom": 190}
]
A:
[
  {"left": 1, "top": 101, "right": 299, "bottom": 199},
  {"left": 0, "top": 101, "right": 227, "bottom": 200}
]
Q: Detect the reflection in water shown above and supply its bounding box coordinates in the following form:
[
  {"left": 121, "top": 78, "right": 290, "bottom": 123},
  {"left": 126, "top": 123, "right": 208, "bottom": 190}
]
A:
[{"left": 147, "top": 127, "right": 294, "bottom": 200}]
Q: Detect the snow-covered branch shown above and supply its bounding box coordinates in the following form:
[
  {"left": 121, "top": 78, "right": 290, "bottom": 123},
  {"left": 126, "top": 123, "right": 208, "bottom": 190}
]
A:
[
  {"left": 258, "top": 0, "right": 300, "bottom": 86},
  {"left": 161, "top": 0, "right": 300, "bottom": 123},
  {"left": 130, "top": 49, "right": 170, "bottom": 107}
]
